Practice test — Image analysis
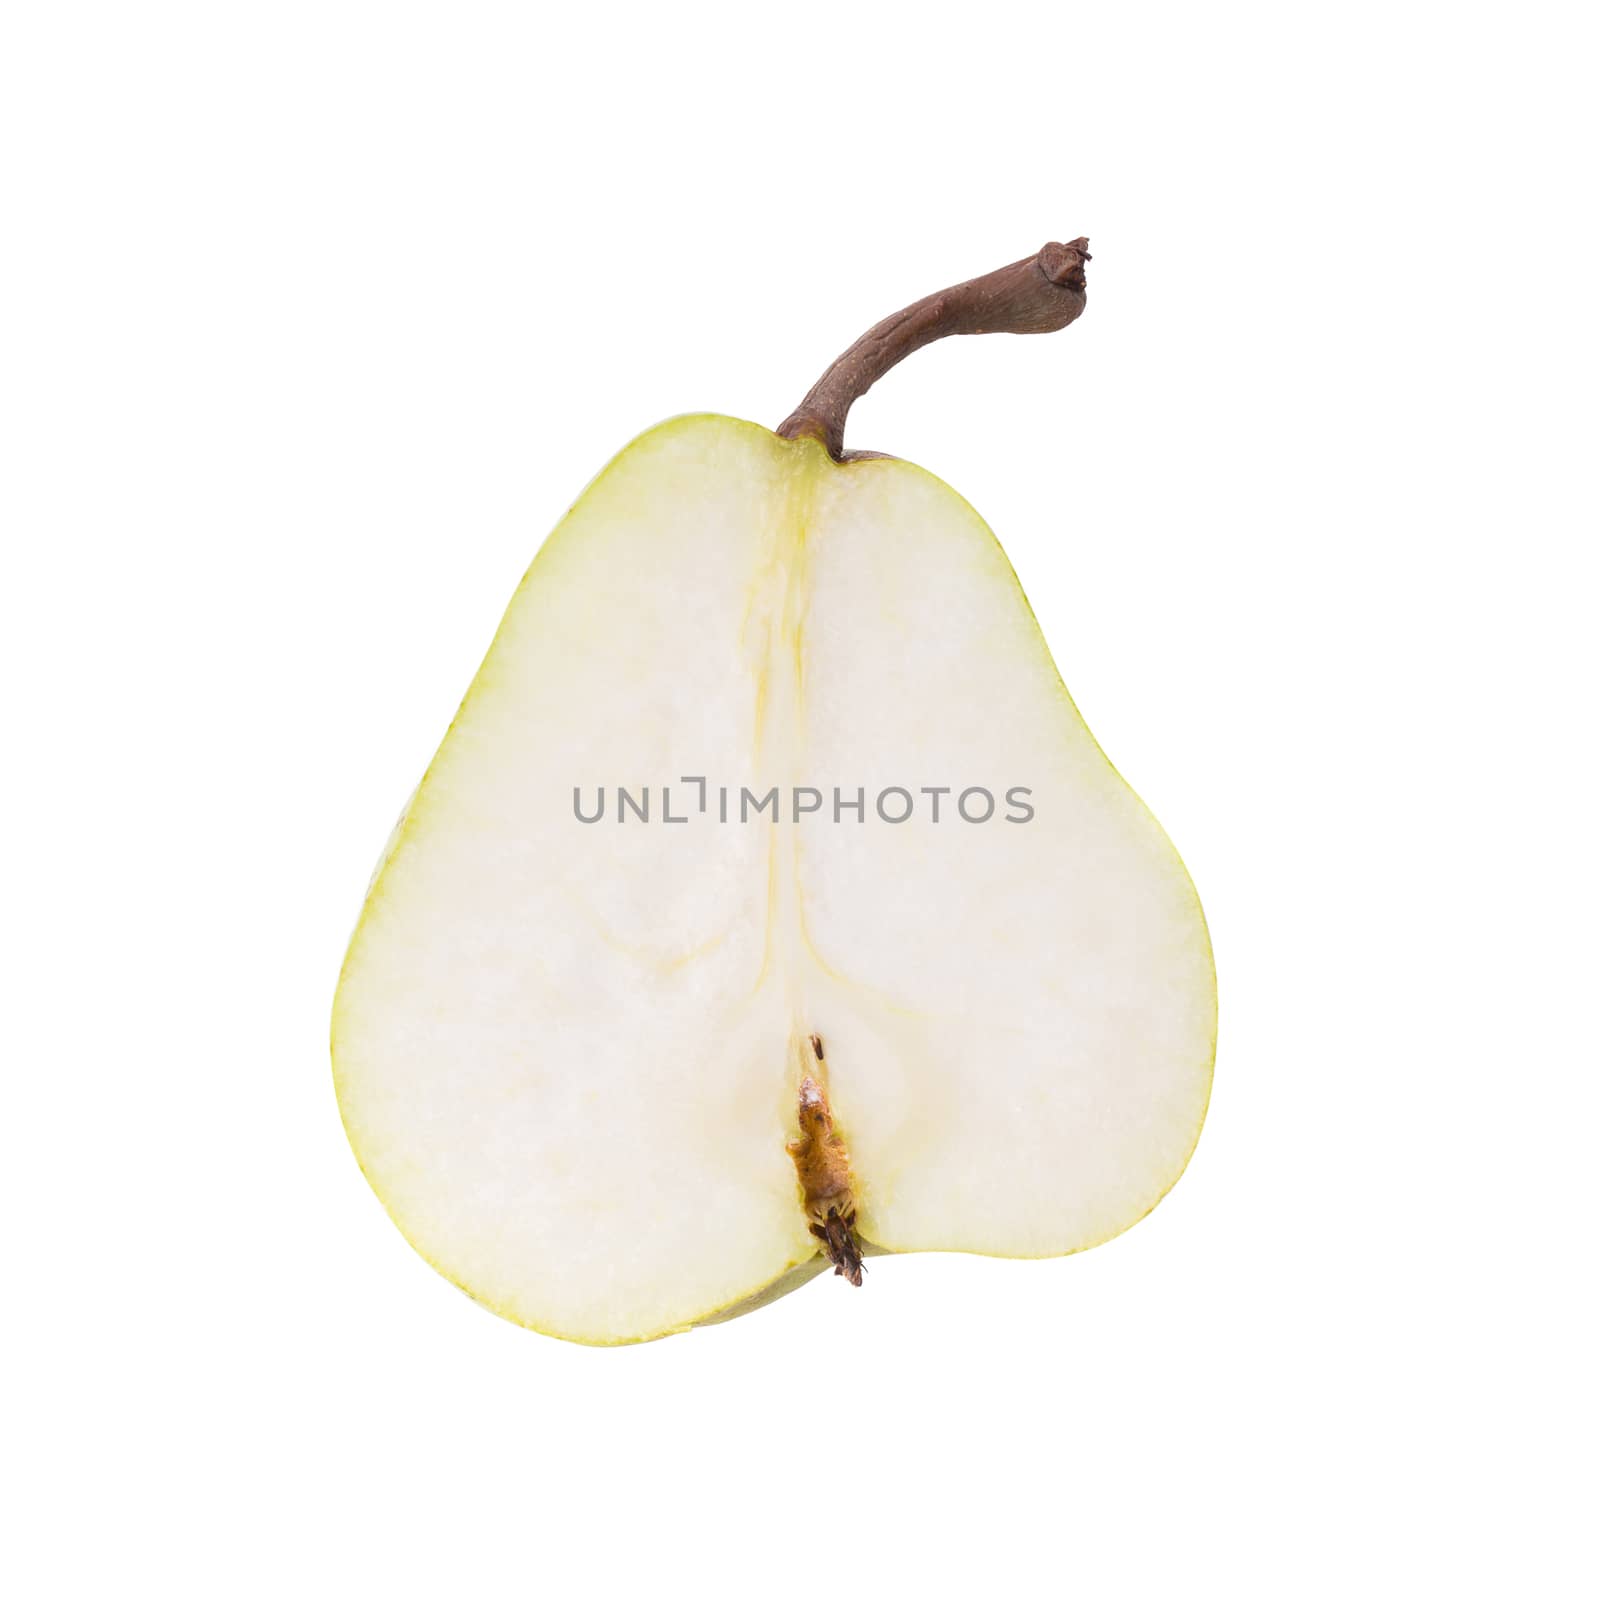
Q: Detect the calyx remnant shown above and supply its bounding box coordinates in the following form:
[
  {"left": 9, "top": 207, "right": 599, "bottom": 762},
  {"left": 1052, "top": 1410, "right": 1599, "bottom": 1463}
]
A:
[{"left": 786, "top": 1035, "right": 864, "bottom": 1286}]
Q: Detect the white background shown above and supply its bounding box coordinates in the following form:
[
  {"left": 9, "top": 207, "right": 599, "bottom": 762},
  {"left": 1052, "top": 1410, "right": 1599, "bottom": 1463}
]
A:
[{"left": 4, "top": 3, "right": 1595, "bottom": 1595}]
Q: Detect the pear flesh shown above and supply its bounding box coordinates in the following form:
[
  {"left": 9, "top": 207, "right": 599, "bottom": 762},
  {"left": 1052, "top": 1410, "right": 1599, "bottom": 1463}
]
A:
[{"left": 333, "top": 415, "right": 1215, "bottom": 1345}]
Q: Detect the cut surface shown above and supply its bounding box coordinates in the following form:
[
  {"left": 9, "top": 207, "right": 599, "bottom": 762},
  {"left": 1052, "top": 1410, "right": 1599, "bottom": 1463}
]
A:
[{"left": 333, "top": 415, "right": 1215, "bottom": 1344}]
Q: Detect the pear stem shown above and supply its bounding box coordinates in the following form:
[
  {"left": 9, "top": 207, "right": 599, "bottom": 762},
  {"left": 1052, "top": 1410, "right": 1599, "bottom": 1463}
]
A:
[{"left": 776, "top": 239, "right": 1090, "bottom": 460}]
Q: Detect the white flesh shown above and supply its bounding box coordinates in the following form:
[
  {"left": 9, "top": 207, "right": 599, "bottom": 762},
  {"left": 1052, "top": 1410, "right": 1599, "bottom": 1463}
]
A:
[{"left": 333, "top": 416, "right": 1215, "bottom": 1344}]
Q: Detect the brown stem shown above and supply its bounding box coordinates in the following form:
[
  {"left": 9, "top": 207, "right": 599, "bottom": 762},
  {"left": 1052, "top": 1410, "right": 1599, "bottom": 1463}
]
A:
[{"left": 777, "top": 238, "right": 1090, "bottom": 460}]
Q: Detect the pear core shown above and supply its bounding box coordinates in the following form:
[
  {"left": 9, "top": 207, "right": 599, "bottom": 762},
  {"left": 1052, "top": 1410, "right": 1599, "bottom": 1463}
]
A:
[{"left": 332, "top": 416, "right": 1216, "bottom": 1345}]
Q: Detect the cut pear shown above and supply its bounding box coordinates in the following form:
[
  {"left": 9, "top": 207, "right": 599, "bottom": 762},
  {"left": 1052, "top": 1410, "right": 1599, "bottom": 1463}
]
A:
[
  {"left": 334, "top": 242, "right": 1216, "bottom": 1344},
  {"left": 334, "top": 414, "right": 1215, "bottom": 1345}
]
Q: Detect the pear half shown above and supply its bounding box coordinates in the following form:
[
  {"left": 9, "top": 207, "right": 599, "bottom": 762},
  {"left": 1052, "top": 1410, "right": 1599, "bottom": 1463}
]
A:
[{"left": 333, "top": 412, "right": 1216, "bottom": 1345}]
